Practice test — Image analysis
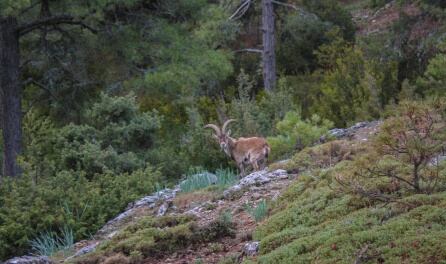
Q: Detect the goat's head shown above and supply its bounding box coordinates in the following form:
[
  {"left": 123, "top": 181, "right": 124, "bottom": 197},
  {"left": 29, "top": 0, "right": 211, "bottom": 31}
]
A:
[{"left": 204, "top": 119, "right": 236, "bottom": 155}]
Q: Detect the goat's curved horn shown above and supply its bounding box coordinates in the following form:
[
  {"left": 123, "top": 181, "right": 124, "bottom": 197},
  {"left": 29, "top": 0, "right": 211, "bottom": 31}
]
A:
[
  {"left": 204, "top": 124, "right": 221, "bottom": 136},
  {"left": 222, "top": 119, "right": 237, "bottom": 134}
]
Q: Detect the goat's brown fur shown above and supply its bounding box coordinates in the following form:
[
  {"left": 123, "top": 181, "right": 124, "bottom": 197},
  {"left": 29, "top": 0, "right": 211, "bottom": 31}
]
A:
[{"left": 205, "top": 120, "right": 270, "bottom": 176}]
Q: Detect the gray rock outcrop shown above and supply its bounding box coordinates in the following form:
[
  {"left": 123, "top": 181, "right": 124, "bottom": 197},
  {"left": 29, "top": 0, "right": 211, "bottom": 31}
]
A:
[{"left": 4, "top": 256, "right": 53, "bottom": 264}]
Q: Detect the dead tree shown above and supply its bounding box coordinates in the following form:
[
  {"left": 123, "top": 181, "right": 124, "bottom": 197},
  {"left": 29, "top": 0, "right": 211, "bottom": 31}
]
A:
[{"left": 230, "top": 0, "right": 301, "bottom": 92}]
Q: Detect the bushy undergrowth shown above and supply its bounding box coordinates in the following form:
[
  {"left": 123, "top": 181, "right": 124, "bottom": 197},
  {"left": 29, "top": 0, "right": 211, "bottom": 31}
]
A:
[
  {"left": 336, "top": 100, "right": 446, "bottom": 196},
  {"left": 0, "top": 167, "right": 160, "bottom": 259},
  {"left": 267, "top": 112, "right": 333, "bottom": 161},
  {"left": 0, "top": 93, "right": 162, "bottom": 260},
  {"left": 75, "top": 213, "right": 235, "bottom": 264},
  {"left": 251, "top": 166, "right": 446, "bottom": 263},
  {"left": 248, "top": 100, "right": 446, "bottom": 263}
]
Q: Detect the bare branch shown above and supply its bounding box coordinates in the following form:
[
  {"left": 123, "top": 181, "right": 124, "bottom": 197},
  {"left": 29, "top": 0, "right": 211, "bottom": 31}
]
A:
[
  {"left": 234, "top": 48, "right": 263, "bottom": 53},
  {"left": 18, "top": 15, "right": 97, "bottom": 36},
  {"left": 22, "top": 78, "right": 57, "bottom": 100},
  {"left": 272, "top": 0, "right": 298, "bottom": 10},
  {"left": 18, "top": 1, "right": 40, "bottom": 16},
  {"left": 229, "top": 0, "right": 253, "bottom": 20}
]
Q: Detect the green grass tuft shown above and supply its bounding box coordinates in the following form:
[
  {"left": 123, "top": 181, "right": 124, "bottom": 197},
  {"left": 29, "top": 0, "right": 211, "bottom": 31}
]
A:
[
  {"left": 245, "top": 200, "right": 269, "bottom": 223},
  {"left": 29, "top": 226, "right": 74, "bottom": 257},
  {"left": 180, "top": 168, "right": 237, "bottom": 193}
]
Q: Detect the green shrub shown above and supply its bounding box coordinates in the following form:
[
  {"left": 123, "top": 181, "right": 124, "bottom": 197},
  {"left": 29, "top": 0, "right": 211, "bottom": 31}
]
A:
[
  {"left": 280, "top": 140, "right": 370, "bottom": 172},
  {"left": 302, "top": 0, "right": 356, "bottom": 41},
  {"left": 250, "top": 101, "right": 446, "bottom": 263},
  {"left": 369, "top": 0, "right": 392, "bottom": 8},
  {"left": 0, "top": 164, "right": 160, "bottom": 260},
  {"left": 252, "top": 165, "right": 446, "bottom": 263},
  {"left": 277, "top": 9, "right": 333, "bottom": 74},
  {"left": 314, "top": 40, "right": 379, "bottom": 127},
  {"left": 78, "top": 213, "right": 235, "bottom": 263},
  {"left": 336, "top": 100, "right": 446, "bottom": 196},
  {"left": 416, "top": 44, "right": 446, "bottom": 97},
  {"left": 22, "top": 93, "right": 161, "bottom": 180},
  {"left": 218, "top": 254, "right": 240, "bottom": 264},
  {"left": 227, "top": 71, "right": 297, "bottom": 138},
  {"left": 215, "top": 168, "right": 238, "bottom": 186},
  {"left": 267, "top": 111, "right": 333, "bottom": 161}
]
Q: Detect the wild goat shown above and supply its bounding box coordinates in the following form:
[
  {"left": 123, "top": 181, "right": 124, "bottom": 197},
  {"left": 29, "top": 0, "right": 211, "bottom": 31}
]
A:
[{"left": 205, "top": 119, "right": 270, "bottom": 176}]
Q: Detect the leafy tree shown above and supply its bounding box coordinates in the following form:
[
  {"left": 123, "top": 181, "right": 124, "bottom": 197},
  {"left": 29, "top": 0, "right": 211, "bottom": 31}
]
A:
[
  {"left": 416, "top": 44, "right": 446, "bottom": 96},
  {"left": 277, "top": 10, "right": 332, "bottom": 74},
  {"left": 23, "top": 93, "right": 161, "bottom": 180},
  {"left": 314, "top": 40, "right": 373, "bottom": 127},
  {"left": 302, "top": 0, "right": 356, "bottom": 42}
]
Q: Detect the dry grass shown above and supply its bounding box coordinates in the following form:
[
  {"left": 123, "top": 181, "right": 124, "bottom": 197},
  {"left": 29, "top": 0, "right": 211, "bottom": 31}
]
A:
[
  {"left": 173, "top": 190, "right": 220, "bottom": 210},
  {"left": 269, "top": 140, "right": 371, "bottom": 172}
]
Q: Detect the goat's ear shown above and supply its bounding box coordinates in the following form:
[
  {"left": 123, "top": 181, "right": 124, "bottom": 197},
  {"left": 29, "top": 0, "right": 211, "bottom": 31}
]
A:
[
  {"left": 227, "top": 129, "right": 232, "bottom": 137},
  {"left": 212, "top": 134, "right": 219, "bottom": 140}
]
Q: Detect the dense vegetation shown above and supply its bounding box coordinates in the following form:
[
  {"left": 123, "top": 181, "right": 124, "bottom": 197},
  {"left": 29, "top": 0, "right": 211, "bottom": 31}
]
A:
[
  {"left": 1, "top": 0, "right": 446, "bottom": 261},
  {"left": 252, "top": 100, "right": 446, "bottom": 263}
]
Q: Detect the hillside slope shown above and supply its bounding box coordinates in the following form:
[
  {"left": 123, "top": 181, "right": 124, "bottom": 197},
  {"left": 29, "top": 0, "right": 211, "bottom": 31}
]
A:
[
  {"left": 55, "top": 122, "right": 389, "bottom": 264},
  {"left": 5, "top": 108, "right": 446, "bottom": 264}
]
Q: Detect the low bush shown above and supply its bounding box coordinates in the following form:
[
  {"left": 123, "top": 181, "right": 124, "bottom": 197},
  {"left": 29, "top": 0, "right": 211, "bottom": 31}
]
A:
[
  {"left": 252, "top": 164, "right": 446, "bottom": 263},
  {"left": 0, "top": 167, "right": 160, "bottom": 259},
  {"left": 250, "top": 100, "right": 446, "bottom": 263},
  {"left": 76, "top": 213, "right": 235, "bottom": 263},
  {"left": 336, "top": 100, "right": 446, "bottom": 197},
  {"left": 279, "top": 140, "right": 370, "bottom": 172},
  {"left": 267, "top": 111, "right": 333, "bottom": 161}
]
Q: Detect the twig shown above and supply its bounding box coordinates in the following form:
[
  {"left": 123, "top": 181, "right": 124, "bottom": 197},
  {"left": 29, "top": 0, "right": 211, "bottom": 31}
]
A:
[
  {"left": 18, "top": 1, "right": 40, "bottom": 16},
  {"left": 272, "top": 0, "right": 298, "bottom": 10},
  {"left": 229, "top": 0, "right": 252, "bottom": 20}
]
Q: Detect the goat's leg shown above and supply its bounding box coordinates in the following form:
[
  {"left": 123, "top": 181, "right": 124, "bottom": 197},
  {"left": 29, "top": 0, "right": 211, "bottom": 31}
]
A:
[
  {"left": 238, "top": 163, "right": 245, "bottom": 178},
  {"left": 259, "top": 158, "right": 267, "bottom": 170},
  {"left": 251, "top": 159, "right": 259, "bottom": 171}
]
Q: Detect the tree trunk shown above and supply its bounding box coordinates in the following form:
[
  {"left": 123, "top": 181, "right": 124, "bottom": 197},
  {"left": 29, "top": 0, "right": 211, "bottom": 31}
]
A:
[
  {"left": 0, "top": 17, "right": 22, "bottom": 177},
  {"left": 261, "top": 0, "right": 276, "bottom": 92}
]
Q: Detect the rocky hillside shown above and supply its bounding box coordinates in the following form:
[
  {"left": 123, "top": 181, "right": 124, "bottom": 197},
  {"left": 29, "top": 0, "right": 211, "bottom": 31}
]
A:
[
  {"left": 6, "top": 101, "right": 446, "bottom": 264},
  {"left": 5, "top": 121, "right": 386, "bottom": 264}
]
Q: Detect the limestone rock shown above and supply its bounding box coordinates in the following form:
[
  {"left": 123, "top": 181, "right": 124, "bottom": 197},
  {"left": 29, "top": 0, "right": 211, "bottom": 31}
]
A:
[
  {"left": 4, "top": 256, "right": 53, "bottom": 264},
  {"left": 243, "top": 241, "right": 260, "bottom": 256},
  {"left": 224, "top": 169, "right": 288, "bottom": 199}
]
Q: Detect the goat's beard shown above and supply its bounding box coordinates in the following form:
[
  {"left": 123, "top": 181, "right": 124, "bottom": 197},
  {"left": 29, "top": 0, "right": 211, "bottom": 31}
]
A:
[{"left": 221, "top": 145, "right": 231, "bottom": 157}]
